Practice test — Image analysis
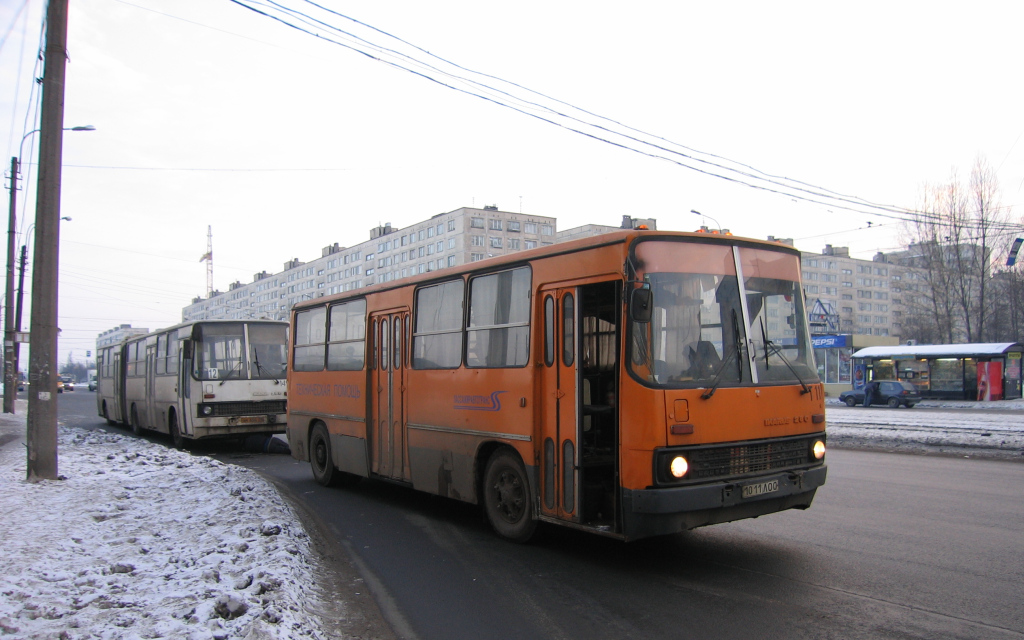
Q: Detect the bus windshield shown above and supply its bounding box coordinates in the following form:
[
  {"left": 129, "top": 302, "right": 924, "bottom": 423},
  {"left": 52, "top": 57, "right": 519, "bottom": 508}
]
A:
[
  {"left": 194, "top": 322, "right": 288, "bottom": 381},
  {"left": 629, "top": 240, "right": 817, "bottom": 388}
]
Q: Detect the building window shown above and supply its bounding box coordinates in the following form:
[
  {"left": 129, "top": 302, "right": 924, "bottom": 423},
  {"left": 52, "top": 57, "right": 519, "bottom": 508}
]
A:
[
  {"left": 525, "top": 240, "right": 537, "bottom": 249},
  {"left": 471, "top": 253, "right": 485, "bottom": 262},
  {"left": 471, "top": 217, "right": 485, "bottom": 229},
  {"left": 508, "top": 238, "right": 520, "bottom": 250},
  {"left": 489, "top": 219, "right": 503, "bottom": 231},
  {"left": 448, "top": 220, "right": 455, "bottom": 232},
  {"left": 540, "top": 225, "right": 553, "bottom": 236},
  {"left": 507, "top": 221, "right": 520, "bottom": 232},
  {"left": 525, "top": 223, "right": 538, "bottom": 234},
  {"left": 489, "top": 237, "right": 503, "bottom": 249},
  {"left": 471, "top": 235, "right": 484, "bottom": 246}
]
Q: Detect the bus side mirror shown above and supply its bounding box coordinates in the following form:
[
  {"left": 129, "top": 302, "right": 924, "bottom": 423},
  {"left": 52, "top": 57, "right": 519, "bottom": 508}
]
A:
[{"left": 630, "top": 288, "right": 653, "bottom": 323}]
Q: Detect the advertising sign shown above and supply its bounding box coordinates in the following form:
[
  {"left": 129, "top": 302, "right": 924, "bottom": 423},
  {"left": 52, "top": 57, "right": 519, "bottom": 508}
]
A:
[
  {"left": 977, "top": 361, "right": 1004, "bottom": 401},
  {"left": 812, "top": 335, "right": 848, "bottom": 349}
]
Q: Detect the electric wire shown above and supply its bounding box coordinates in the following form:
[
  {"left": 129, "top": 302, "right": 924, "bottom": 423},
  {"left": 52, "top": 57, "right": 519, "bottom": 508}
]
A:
[{"left": 228, "top": 0, "right": 958, "bottom": 226}]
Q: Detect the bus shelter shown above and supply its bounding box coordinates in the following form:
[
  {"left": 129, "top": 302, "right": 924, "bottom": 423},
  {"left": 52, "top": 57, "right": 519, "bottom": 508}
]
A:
[{"left": 851, "top": 343, "right": 1023, "bottom": 401}]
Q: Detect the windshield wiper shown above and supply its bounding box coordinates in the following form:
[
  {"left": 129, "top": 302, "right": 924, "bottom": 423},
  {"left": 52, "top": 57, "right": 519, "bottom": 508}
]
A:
[
  {"left": 218, "top": 359, "right": 245, "bottom": 385},
  {"left": 701, "top": 310, "right": 744, "bottom": 400},
  {"left": 700, "top": 348, "right": 738, "bottom": 399},
  {"left": 764, "top": 340, "right": 812, "bottom": 395}
]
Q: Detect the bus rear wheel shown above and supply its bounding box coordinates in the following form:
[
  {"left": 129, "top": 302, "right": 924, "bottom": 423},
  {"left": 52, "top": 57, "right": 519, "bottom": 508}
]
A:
[
  {"left": 483, "top": 449, "right": 537, "bottom": 543},
  {"left": 310, "top": 423, "right": 340, "bottom": 487}
]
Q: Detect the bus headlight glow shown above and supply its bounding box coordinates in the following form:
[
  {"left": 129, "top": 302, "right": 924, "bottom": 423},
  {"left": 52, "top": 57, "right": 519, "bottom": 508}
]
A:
[
  {"left": 812, "top": 440, "right": 826, "bottom": 460},
  {"left": 670, "top": 455, "right": 689, "bottom": 478}
]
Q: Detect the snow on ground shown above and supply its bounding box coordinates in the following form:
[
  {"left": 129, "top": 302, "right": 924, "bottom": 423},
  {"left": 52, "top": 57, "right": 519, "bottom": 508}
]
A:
[
  {"left": 825, "top": 398, "right": 1024, "bottom": 459},
  {"left": 0, "top": 417, "right": 338, "bottom": 640},
  {"left": 0, "top": 396, "right": 1019, "bottom": 639}
]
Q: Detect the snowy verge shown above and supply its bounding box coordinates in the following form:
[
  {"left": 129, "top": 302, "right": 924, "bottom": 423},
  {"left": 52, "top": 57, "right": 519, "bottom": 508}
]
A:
[
  {"left": 826, "top": 405, "right": 1024, "bottom": 460},
  {"left": 0, "top": 423, "right": 338, "bottom": 640}
]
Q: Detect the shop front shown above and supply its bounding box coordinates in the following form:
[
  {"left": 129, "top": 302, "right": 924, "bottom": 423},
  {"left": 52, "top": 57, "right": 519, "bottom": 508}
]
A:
[{"left": 850, "top": 343, "right": 1023, "bottom": 401}]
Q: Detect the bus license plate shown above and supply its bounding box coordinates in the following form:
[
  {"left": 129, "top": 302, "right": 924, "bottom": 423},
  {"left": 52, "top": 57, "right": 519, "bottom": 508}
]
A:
[
  {"left": 741, "top": 479, "right": 779, "bottom": 499},
  {"left": 238, "top": 416, "right": 266, "bottom": 425}
]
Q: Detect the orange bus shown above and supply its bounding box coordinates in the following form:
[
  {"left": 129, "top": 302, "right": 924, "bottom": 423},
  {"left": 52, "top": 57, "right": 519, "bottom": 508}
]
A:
[{"left": 286, "top": 230, "right": 826, "bottom": 541}]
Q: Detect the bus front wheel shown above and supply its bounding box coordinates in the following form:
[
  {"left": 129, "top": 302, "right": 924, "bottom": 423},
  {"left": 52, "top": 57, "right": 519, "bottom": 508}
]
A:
[
  {"left": 130, "top": 405, "right": 142, "bottom": 436},
  {"left": 483, "top": 449, "right": 537, "bottom": 543},
  {"left": 168, "top": 410, "right": 185, "bottom": 450}
]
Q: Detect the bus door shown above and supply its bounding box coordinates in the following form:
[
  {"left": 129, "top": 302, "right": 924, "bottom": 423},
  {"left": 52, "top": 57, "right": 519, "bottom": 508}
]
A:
[
  {"left": 145, "top": 342, "right": 157, "bottom": 429},
  {"left": 113, "top": 348, "right": 126, "bottom": 423},
  {"left": 177, "top": 340, "right": 194, "bottom": 437},
  {"left": 370, "top": 309, "right": 409, "bottom": 481},
  {"left": 539, "top": 287, "right": 580, "bottom": 522}
]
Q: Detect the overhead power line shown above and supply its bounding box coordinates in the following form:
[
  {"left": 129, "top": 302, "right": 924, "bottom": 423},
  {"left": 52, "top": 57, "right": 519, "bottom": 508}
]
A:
[{"left": 224, "top": 0, "right": 971, "bottom": 226}]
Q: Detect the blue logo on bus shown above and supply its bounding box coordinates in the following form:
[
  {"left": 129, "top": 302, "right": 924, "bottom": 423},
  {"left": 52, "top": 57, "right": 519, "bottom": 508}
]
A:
[{"left": 454, "top": 390, "right": 508, "bottom": 411}]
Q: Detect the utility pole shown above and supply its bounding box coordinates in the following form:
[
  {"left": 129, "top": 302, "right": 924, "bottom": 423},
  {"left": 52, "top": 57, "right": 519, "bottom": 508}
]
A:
[
  {"left": 13, "top": 244, "right": 26, "bottom": 388},
  {"left": 3, "top": 156, "right": 18, "bottom": 413},
  {"left": 26, "top": 0, "right": 69, "bottom": 481}
]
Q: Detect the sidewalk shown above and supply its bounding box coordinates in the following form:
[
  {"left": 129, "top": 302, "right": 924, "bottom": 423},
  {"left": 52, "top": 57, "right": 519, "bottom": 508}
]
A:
[{"left": 0, "top": 409, "right": 348, "bottom": 640}]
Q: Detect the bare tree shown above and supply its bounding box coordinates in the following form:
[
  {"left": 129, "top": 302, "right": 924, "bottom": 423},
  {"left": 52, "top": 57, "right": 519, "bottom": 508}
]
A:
[{"left": 899, "top": 156, "right": 1010, "bottom": 343}]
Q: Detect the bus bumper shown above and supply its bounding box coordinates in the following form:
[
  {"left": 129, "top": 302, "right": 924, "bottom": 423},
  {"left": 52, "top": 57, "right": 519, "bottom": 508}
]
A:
[{"left": 620, "top": 465, "right": 827, "bottom": 540}]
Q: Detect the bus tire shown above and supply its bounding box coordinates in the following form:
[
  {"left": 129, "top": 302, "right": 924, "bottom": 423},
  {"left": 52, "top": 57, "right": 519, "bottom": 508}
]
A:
[
  {"left": 130, "top": 405, "right": 142, "bottom": 436},
  {"left": 169, "top": 410, "right": 185, "bottom": 450},
  {"left": 483, "top": 449, "right": 537, "bottom": 543},
  {"left": 310, "top": 423, "right": 340, "bottom": 487},
  {"left": 102, "top": 402, "right": 116, "bottom": 427}
]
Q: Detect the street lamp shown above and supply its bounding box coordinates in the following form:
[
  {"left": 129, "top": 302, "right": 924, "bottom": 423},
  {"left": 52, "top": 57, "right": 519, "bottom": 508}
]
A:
[
  {"left": 691, "top": 209, "right": 723, "bottom": 233},
  {"left": 4, "top": 125, "right": 94, "bottom": 413}
]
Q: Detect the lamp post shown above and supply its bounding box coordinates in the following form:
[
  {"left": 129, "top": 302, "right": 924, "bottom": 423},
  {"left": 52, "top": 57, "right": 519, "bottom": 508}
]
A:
[
  {"left": 690, "top": 209, "right": 723, "bottom": 233},
  {"left": 4, "top": 127, "right": 93, "bottom": 414}
]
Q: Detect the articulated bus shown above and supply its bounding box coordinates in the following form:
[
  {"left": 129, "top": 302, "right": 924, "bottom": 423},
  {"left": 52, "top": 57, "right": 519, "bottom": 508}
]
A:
[
  {"left": 97, "top": 320, "right": 289, "bottom": 448},
  {"left": 287, "top": 230, "right": 827, "bottom": 541}
]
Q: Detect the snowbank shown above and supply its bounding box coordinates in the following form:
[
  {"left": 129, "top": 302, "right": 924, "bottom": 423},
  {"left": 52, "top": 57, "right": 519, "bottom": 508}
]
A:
[
  {"left": 825, "top": 403, "right": 1024, "bottom": 459},
  {"left": 0, "top": 423, "right": 337, "bottom": 640}
]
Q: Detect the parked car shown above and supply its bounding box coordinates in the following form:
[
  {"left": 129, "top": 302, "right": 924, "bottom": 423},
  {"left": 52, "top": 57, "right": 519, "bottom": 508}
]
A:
[{"left": 839, "top": 380, "right": 921, "bottom": 408}]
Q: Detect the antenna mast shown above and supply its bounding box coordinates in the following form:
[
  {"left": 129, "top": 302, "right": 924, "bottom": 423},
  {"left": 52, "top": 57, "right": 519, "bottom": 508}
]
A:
[{"left": 199, "top": 225, "right": 213, "bottom": 296}]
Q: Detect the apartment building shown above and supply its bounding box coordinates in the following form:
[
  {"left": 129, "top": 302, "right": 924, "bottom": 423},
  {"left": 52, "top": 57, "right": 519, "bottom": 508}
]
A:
[
  {"left": 96, "top": 324, "right": 150, "bottom": 348},
  {"left": 182, "top": 206, "right": 557, "bottom": 322}
]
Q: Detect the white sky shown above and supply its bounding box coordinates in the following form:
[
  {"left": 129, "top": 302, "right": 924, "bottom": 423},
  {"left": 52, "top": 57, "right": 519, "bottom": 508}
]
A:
[{"left": 1, "top": 0, "right": 1022, "bottom": 366}]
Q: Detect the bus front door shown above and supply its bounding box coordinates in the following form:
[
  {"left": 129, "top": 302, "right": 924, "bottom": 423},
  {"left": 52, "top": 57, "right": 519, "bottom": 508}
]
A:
[
  {"left": 540, "top": 287, "right": 580, "bottom": 522},
  {"left": 371, "top": 310, "right": 409, "bottom": 481}
]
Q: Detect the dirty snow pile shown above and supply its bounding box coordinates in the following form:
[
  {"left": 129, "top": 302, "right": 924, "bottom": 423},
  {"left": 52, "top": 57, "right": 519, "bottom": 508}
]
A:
[
  {"left": 826, "top": 401, "right": 1024, "bottom": 459},
  {"left": 0, "top": 426, "right": 334, "bottom": 640}
]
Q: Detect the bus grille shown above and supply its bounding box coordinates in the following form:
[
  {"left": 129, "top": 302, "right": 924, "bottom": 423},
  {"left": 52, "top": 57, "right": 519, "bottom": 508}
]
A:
[
  {"left": 689, "top": 438, "right": 811, "bottom": 480},
  {"left": 207, "top": 401, "right": 286, "bottom": 417}
]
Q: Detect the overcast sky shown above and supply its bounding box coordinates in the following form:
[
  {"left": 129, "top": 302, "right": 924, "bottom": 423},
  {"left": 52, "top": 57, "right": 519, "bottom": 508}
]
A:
[{"left": 1, "top": 0, "right": 1022, "bottom": 366}]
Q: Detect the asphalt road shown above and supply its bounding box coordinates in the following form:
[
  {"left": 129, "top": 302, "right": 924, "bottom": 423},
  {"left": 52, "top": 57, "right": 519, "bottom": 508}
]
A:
[{"left": 57, "top": 391, "right": 1024, "bottom": 640}]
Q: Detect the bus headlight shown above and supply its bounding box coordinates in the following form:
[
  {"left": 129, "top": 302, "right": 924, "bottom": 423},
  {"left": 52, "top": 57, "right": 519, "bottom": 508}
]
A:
[
  {"left": 670, "top": 455, "right": 689, "bottom": 478},
  {"left": 201, "top": 405, "right": 213, "bottom": 416},
  {"left": 812, "top": 440, "right": 826, "bottom": 460}
]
